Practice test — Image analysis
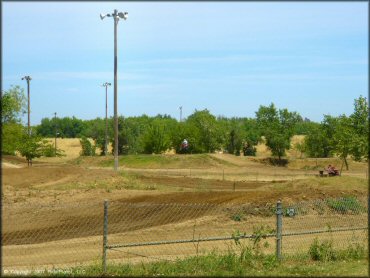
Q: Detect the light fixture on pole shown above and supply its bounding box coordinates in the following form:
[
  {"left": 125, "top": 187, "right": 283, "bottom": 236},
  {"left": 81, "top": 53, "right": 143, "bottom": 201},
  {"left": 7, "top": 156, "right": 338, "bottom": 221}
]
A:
[
  {"left": 21, "top": 75, "right": 32, "bottom": 135},
  {"left": 100, "top": 9, "right": 128, "bottom": 171},
  {"left": 101, "top": 82, "right": 112, "bottom": 156}
]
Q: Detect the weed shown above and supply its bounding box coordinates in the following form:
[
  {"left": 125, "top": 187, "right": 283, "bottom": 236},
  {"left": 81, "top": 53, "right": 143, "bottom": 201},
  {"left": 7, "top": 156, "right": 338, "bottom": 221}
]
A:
[
  {"left": 262, "top": 254, "right": 278, "bottom": 269},
  {"left": 231, "top": 213, "right": 243, "bottom": 222},
  {"left": 341, "top": 242, "right": 366, "bottom": 260},
  {"left": 231, "top": 230, "right": 246, "bottom": 246},
  {"left": 45, "top": 249, "right": 368, "bottom": 277},
  {"left": 231, "top": 224, "right": 275, "bottom": 261},
  {"left": 308, "top": 238, "right": 336, "bottom": 262},
  {"left": 326, "top": 196, "right": 365, "bottom": 214},
  {"left": 250, "top": 225, "right": 275, "bottom": 255},
  {"left": 313, "top": 201, "right": 326, "bottom": 215}
]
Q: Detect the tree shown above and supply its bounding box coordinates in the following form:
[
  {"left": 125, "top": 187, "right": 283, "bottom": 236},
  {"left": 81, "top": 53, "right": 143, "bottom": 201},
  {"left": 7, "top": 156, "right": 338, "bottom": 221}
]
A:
[
  {"left": 79, "top": 136, "right": 96, "bottom": 156},
  {"left": 243, "top": 118, "right": 261, "bottom": 156},
  {"left": 226, "top": 119, "right": 245, "bottom": 156},
  {"left": 349, "top": 96, "right": 368, "bottom": 161},
  {"left": 1, "top": 86, "right": 27, "bottom": 155},
  {"left": 303, "top": 125, "right": 331, "bottom": 167},
  {"left": 332, "top": 115, "right": 353, "bottom": 171},
  {"left": 17, "top": 133, "right": 43, "bottom": 166},
  {"left": 141, "top": 119, "right": 172, "bottom": 154},
  {"left": 82, "top": 118, "right": 108, "bottom": 155},
  {"left": 293, "top": 118, "right": 320, "bottom": 135},
  {"left": 115, "top": 115, "right": 151, "bottom": 155},
  {"left": 170, "top": 121, "right": 194, "bottom": 154},
  {"left": 1, "top": 85, "right": 26, "bottom": 124},
  {"left": 36, "top": 118, "right": 54, "bottom": 137},
  {"left": 256, "top": 103, "right": 301, "bottom": 161},
  {"left": 17, "top": 128, "right": 64, "bottom": 166},
  {"left": 185, "top": 109, "right": 222, "bottom": 153},
  {"left": 2, "top": 123, "right": 23, "bottom": 155},
  {"left": 36, "top": 116, "right": 86, "bottom": 138}
]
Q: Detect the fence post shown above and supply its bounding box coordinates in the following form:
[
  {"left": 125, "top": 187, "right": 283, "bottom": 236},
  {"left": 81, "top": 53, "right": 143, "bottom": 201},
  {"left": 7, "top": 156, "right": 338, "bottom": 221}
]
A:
[
  {"left": 276, "top": 199, "right": 282, "bottom": 260},
  {"left": 102, "top": 200, "right": 109, "bottom": 273}
]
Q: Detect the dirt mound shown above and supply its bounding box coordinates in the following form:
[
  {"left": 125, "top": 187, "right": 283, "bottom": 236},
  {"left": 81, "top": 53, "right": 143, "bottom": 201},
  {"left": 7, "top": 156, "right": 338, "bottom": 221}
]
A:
[
  {"left": 251, "top": 157, "right": 289, "bottom": 167},
  {"left": 2, "top": 162, "right": 22, "bottom": 169},
  {"left": 139, "top": 175, "right": 274, "bottom": 190},
  {"left": 2, "top": 165, "right": 118, "bottom": 189},
  {"left": 2, "top": 155, "right": 26, "bottom": 163}
]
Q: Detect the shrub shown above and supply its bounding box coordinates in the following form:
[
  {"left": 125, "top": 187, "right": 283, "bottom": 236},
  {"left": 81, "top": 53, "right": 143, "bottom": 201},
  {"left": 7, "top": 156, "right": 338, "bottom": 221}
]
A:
[
  {"left": 340, "top": 242, "right": 366, "bottom": 260},
  {"left": 41, "top": 142, "right": 65, "bottom": 157},
  {"left": 231, "top": 213, "right": 243, "bottom": 222},
  {"left": 308, "top": 238, "right": 336, "bottom": 261},
  {"left": 243, "top": 143, "right": 257, "bottom": 156},
  {"left": 80, "top": 137, "right": 96, "bottom": 156}
]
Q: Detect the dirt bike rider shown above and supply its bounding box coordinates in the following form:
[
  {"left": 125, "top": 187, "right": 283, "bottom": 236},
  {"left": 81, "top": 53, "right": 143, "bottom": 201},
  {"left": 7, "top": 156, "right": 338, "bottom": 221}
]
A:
[
  {"left": 181, "top": 139, "right": 189, "bottom": 153},
  {"left": 326, "top": 164, "right": 339, "bottom": 176}
]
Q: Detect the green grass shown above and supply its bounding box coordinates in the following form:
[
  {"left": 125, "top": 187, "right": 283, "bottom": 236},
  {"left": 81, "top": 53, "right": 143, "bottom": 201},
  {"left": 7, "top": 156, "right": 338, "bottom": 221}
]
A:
[
  {"left": 99, "top": 154, "right": 235, "bottom": 169},
  {"left": 37, "top": 253, "right": 368, "bottom": 277},
  {"left": 36, "top": 241, "right": 368, "bottom": 277}
]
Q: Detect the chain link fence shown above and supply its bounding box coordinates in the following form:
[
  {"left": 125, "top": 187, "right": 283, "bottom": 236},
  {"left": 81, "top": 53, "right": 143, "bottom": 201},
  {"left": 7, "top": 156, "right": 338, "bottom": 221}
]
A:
[
  {"left": 281, "top": 196, "right": 368, "bottom": 258},
  {"left": 2, "top": 196, "right": 368, "bottom": 274}
]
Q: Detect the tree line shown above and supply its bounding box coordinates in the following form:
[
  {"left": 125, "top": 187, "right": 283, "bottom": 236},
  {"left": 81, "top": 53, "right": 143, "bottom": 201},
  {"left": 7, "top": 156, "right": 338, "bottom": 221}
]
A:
[
  {"left": 34, "top": 108, "right": 318, "bottom": 157},
  {"left": 1, "top": 85, "right": 368, "bottom": 167}
]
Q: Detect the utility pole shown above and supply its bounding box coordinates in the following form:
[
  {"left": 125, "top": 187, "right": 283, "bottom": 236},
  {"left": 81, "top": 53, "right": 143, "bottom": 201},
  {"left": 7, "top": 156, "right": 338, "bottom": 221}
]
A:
[
  {"left": 54, "top": 112, "right": 57, "bottom": 154},
  {"left": 179, "top": 106, "right": 182, "bottom": 122},
  {"left": 21, "top": 76, "right": 32, "bottom": 135},
  {"left": 102, "top": 82, "right": 111, "bottom": 156},
  {"left": 100, "top": 9, "right": 128, "bottom": 171}
]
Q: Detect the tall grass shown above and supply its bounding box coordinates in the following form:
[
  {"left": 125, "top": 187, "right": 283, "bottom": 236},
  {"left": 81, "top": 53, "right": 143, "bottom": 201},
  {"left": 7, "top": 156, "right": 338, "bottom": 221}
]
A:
[{"left": 36, "top": 237, "right": 367, "bottom": 277}]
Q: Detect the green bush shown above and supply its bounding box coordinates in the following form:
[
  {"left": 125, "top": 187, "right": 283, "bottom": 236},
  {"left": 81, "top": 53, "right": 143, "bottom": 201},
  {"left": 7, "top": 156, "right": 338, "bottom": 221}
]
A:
[
  {"left": 80, "top": 137, "right": 96, "bottom": 156},
  {"left": 243, "top": 143, "right": 257, "bottom": 156},
  {"left": 41, "top": 142, "right": 64, "bottom": 158},
  {"left": 42, "top": 144, "right": 56, "bottom": 157},
  {"left": 308, "top": 238, "right": 336, "bottom": 261}
]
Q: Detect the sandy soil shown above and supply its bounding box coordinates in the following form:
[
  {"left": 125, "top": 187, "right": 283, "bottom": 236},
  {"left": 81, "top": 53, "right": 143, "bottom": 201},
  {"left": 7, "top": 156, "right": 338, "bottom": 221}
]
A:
[{"left": 2, "top": 146, "right": 368, "bottom": 271}]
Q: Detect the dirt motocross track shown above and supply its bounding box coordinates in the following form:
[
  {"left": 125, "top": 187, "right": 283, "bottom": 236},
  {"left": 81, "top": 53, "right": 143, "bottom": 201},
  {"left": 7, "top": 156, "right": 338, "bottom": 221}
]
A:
[
  {"left": 2, "top": 150, "right": 368, "bottom": 270},
  {"left": 2, "top": 161, "right": 365, "bottom": 244}
]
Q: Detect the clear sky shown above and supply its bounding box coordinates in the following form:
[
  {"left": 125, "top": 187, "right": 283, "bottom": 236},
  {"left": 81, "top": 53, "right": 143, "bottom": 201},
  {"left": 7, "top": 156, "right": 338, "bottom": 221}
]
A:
[{"left": 2, "top": 1, "right": 368, "bottom": 125}]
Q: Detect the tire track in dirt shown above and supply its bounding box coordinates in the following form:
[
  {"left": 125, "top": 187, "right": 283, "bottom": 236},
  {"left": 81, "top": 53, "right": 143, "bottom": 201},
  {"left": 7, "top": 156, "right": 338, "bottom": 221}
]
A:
[{"left": 3, "top": 188, "right": 343, "bottom": 246}]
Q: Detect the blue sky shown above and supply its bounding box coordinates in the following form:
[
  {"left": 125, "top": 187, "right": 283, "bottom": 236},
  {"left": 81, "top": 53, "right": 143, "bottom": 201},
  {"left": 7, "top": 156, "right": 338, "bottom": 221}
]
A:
[{"left": 2, "top": 2, "right": 368, "bottom": 125}]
